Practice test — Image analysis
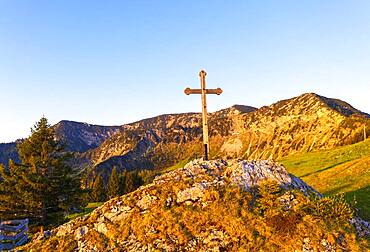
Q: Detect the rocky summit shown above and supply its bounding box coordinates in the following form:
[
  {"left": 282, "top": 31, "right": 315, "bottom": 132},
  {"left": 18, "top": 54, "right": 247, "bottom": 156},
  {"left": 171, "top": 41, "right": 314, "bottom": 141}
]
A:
[{"left": 24, "top": 159, "right": 369, "bottom": 251}]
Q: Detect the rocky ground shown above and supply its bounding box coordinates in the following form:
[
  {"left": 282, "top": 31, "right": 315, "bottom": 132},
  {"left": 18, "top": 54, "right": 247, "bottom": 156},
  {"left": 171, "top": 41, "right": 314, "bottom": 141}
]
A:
[{"left": 23, "top": 159, "right": 369, "bottom": 251}]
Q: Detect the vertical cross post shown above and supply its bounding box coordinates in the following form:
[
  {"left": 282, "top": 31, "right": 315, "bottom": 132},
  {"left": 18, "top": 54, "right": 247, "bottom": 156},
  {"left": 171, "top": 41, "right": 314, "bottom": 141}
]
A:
[
  {"left": 200, "top": 70, "right": 209, "bottom": 160},
  {"left": 184, "top": 70, "right": 222, "bottom": 160}
]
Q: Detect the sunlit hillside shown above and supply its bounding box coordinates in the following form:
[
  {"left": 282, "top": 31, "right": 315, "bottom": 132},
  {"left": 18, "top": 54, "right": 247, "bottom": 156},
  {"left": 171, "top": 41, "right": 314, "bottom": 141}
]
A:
[{"left": 280, "top": 139, "right": 370, "bottom": 220}]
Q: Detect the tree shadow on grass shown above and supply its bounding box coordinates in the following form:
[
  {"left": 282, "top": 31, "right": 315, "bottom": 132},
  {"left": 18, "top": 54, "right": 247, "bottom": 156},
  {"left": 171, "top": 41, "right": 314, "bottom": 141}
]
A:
[
  {"left": 324, "top": 184, "right": 352, "bottom": 196},
  {"left": 301, "top": 160, "right": 349, "bottom": 178}
]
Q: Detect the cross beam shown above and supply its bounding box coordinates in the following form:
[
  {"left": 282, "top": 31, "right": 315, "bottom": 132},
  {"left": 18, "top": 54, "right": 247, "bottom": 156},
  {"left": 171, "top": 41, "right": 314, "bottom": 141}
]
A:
[
  {"left": 184, "top": 88, "right": 222, "bottom": 95},
  {"left": 184, "top": 70, "right": 223, "bottom": 160}
]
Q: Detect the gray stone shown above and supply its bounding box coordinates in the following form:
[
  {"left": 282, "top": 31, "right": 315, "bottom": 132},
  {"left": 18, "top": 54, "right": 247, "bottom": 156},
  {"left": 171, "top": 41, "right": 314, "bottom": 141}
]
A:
[
  {"left": 74, "top": 226, "right": 89, "bottom": 240},
  {"left": 137, "top": 194, "right": 158, "bottom": 210},
  {"left": 176, "top": 182, "right": 207, "bottom": 203}
]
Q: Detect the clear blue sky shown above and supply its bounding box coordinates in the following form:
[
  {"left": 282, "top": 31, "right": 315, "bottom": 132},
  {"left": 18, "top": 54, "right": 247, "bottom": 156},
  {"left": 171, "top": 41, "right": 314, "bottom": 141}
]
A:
[{"left": 1, "top": 1, "right": 370, "bottom": 142}]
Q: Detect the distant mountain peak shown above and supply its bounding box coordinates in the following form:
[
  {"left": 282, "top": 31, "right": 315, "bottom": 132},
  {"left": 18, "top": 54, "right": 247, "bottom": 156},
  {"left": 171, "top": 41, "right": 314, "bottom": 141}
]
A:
[
  {"left": 212, "top": 105, "right": 257, "bottom": 118},
  {"left": 259, "top": 92, "right": 369, "bottom": 119},
  {"left": 316, "top": 95, "right": 369, "bottom": 117},
  {"left": 54, "top": 121, "right": 122, "bottom": 152},
  {"left": 230, "top": 104, "right": 257, "bottom": 113},
  {"left": 300, "top": 92, "right": 369, "bottom": 117}
]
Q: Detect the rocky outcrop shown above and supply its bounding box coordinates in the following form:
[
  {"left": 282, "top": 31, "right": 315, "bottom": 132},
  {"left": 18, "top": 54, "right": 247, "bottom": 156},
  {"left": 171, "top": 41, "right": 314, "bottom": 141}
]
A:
[
  {"left": 223, "top": 159, "right": 318, "bottom": 195},
  {"left": 23, "top": 159, "right": 370, "bottom": 251}
]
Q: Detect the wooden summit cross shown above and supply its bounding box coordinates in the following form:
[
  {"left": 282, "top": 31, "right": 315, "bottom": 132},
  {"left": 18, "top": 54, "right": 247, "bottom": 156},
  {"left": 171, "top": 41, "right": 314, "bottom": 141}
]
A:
[{"left": 184, "top": 70, "right": 223, "bottom": 161}]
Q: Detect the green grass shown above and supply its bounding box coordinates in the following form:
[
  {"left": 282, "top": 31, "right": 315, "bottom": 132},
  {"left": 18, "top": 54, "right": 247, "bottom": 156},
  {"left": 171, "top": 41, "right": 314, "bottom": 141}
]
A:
[
  {"left": 160, "top": 158, "right": 191, "bottom": 174},
  {"left": 66, "top": 202, "right": 104, "bottom": 220},
  {"left": 279, "top": 139, "right": 370, "bottom": 220},
  {"left": 279, "top": 139, "right": 370, "bottom": 177}
]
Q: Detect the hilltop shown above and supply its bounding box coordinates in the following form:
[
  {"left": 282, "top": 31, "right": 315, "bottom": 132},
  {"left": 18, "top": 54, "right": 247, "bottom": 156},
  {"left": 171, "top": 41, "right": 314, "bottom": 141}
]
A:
[{"left": 23, "top": 159, "right": 369, "bottom": 251}]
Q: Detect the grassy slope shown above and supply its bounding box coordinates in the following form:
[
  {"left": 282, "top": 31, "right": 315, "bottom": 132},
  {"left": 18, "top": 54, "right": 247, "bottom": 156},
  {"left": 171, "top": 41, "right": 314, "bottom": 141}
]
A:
[
  {"left": 279, "top": 139, "right": 370, "bottom": 220},
  {"left": 159, "top": 158, "right": 191, "bottom": 174},
  {"left": 66, "top": 202, "right": 104, "bottom": 220}
]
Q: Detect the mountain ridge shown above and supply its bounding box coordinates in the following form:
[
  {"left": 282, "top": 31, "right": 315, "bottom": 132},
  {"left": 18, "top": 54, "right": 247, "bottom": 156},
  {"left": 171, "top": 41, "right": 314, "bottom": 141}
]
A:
[
  {"left": 1, "top": 93, "right": 369, "bottom": 184},
  {"left": 74, "top": 92, "right": 370, "bottom": 184}
]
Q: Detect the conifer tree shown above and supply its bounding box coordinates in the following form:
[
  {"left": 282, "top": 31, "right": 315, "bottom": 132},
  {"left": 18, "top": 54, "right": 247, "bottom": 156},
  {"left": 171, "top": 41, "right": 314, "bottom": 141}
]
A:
[
  {"left": 108, "top": 167, "right": 119, "bottom": 199},
  {"left": 91, "top": 175, "right": 106, "bottom": 202},
  {"left": 124, "top": 171, "right": 136, "bottom": 194},
  {"left": 124, "top": 171, "right": 143, "bottom": 194},
  {"left": 0, "top": 117, "right": 83, "bottom": 226},
  {"left": 133, "top": 171, "right": 144, "bottom": 190},
  {"left": 119, "top": 170, "right": 128, "bottom": 195},
  {"left": 0, "top": 163, "right": 37, "bottom": 220}
]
